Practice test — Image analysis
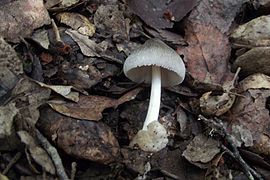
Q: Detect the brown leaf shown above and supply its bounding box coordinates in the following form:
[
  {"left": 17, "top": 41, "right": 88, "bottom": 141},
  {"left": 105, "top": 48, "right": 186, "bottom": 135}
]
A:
[
  {"left": 0, "top": 103, "right": 18, "bottom": 138},
  {"left": 188, "top": 0, "right": 248, "bottom": 33},
  {"left": 127, "top": 0, "right": 197, "bottom": 29},
  {"left": 228, "top": 88, "right": 270, "bottom": 154},
  {"left": 0, "top": 37, "right": 23, "bottom": 100},
  {"left": 60, "top": 61, "right": 103, "bottom": 89},
  {"left": 35, "top": 81, "right": 79, "bottom": 102},
  {"left": 0, "top": 0, "right": 50, "bottom": 42},
  {"left": 150, "top": 148, "right": 187, "bottom": 180},
  {"left": 94, "top": 4, "right": 129, "bottom": 41},
  {"left": 239, "top": 73, "right": 270, "bottom": 92},
  {"left": 177, "top": 22, "right": 233, "bottom": 86},
  {"left": 230, "top": 16, "right": 270, "bottom": 47},
  {"left": 48, "top": 88, "right": 142, "bottom": 121},
  {"left": 37, "top": 107, "right": 120, "bottom": 164},
  {"left": 232, "top": 47, "right": 270, "bottom": 77},
  {"left": 56, "top": 12, "right": 95, "bottom": 37},
  {"left": 65, "top": 29, "right": 105, "bottom": 57},
  {"left": 182, "top": 134, "right": 220, "bottom": 168}
]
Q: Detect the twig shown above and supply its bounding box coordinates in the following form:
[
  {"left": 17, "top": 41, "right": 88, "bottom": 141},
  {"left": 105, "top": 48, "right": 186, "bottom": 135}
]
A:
[
  {"left": 70, "top": 162, "right": 77, "bottom": 180},
  {"left": 2, "top": 152, "right": 22, "bottom": 175},
  {"left": 35, "top": 128, "right": 69, "bottom": 180},
  {"left": 51, "top": 19, "right": 62, "bottom": 43},
  {"left": 221, "top": 145, "right": 254, "bottom": 180},
  {"left": 198, "top": 115, "right": 263, "bottom": 180}
]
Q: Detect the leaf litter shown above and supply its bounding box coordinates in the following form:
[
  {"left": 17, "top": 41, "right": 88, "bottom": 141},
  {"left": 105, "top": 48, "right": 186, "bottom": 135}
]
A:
[{"left": 1, "top": 0, "right": 270, "bottom": 179}]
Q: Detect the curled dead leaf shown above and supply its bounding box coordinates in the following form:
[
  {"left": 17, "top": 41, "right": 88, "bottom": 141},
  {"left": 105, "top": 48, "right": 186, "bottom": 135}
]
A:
[
  {"left": 48, "top": 88, "right": 142, "bottom": 121},
  {"left": 56, "top": 12, "right": 95, "bottom": 36}
]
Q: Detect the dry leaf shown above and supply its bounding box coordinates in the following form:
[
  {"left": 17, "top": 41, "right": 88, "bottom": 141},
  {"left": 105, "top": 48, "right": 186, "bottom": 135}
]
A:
[
  {"left": 232, "top": 47, "right": 270, "bottom": 76},
  {"left": 239, "top": 73, "right": 270, "bottom": 91},
  {"left": 35, "top": 81, "right": 79, "bottom": 102},
  {"left": 228, "top": 87, "right": 270, "bottom": 154},
  {"left": 230, "top": 16, "right": 270, "bottom": 47},
  {"left": 0, "top": 0, "right": 50, "bottom": 42},
  {"left": 0, "top": 37, "right": 23, "bottom": 100},
  {"left": 183, "top": 134, "right": 220, "bottom": 167},
  {"left": 37, "top": 107, "right": 120, "bottom": 164},
  {"left": 56, "top": 12, "right": 95, "bottom": 36},
  {"left": 31, "top": 29, "right": 50, "bottom": 49},
  {"left": 188, "top": 0, "right": 248, "bottom": 33},
  {"left": 128, "top": 0, "right": 197, "bottom": 29},
  {"left": 66, "top": 29, "right": 105, "bottom": 57},
  {"left": 17, "top": 131, "right": 56, "bottom": 175},
  {"left": 0, "top": 103, "right": 18, "bottom": 138},
  {"left": 94, "top": 4, "right": 128, "bottom": 40},
  {"left": 10, "top": 78, "right": 51, "bottom": 125},
  {"left": 60, "top": 62, "right": 103, "bottom": 89},
  {"left": 48, "top": 88, "right": 142, "bottom": 121},
  {"left": 177, "top": 22, "right": 233, "bottom": 87}
]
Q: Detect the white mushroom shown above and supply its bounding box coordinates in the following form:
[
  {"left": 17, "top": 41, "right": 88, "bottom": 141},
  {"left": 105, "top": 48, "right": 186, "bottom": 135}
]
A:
[{"left": 123, "top": 38, "right": 186, "bottom": 152}]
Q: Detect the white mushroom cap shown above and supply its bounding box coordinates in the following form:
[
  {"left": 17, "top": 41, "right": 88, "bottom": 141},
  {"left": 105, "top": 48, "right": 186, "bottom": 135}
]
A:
[{"left": 123, "top": 38, "right": 186, "bottom": 87}]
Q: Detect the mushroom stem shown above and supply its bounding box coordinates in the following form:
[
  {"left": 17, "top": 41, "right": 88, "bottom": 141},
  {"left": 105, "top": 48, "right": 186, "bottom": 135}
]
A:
[{"left": 143, "top": 66, "right": 161, "bottom": 130}]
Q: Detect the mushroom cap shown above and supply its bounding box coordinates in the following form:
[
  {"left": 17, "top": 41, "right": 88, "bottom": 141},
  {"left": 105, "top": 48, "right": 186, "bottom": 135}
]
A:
[{"left": 123, "top": 38, "right": 186, "bottom": 87}]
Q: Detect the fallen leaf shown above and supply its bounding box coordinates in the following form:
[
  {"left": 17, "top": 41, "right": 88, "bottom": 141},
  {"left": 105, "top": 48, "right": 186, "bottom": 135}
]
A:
[
  {"left": 0, "top": 37, "right": 23, "bottom": 100},
  {"left": 61, "top": 0, "right": 79, "bottom": 7},
  {"left": 48, "top": 88, "right": 142, "bottom": 121},
  {"left": 183, "top": 134, "right": 220, "bottom": 167},
  {"left": 31, "top": 29, "right": 50, "bottom": 49},
  {"left": 44, "top": 0, "right": 62, "bottom": 9},
  {"left": 127, "top": 0, "right": 197, "bottom": 29},
  {"left": 121, "top": 148, "right": 149, "bottom": 174},
  {"left": 232, "top": 47, "right": 270, "bottom": 76},
  {"left": 94, "top": 4, "right": 129, "bottom": 41},
  {"left": 177, "top": 22, "right": 233, "bottom": 87},
  {"left": 17, "top": 131, "right": 55, "bottom": 175},
  {"left": 7, "top": 78, "right": 51, "bottom": 126},
  {"left": 239, "top": 73, "right": 270, "bottom": 91},
  {"left": 188, "top": 0, "right": 248, "bottom": 33},
  {"left": 35, "top": 81, "right": 79, "bottom": 102},
  {"left": 66, "top": 29, "right": 105, "bottom": 57},
  {"left": 37, "top": 107, "right": 120, "bottom": 164},
  {"left": 0, "top": 103, "right": 18, "bottom": 138},
  {"left": 230, "top": 16, "right": 270, "bottom": 47},
  {"left": 151, "top": 148, "right": 187, "bottom": 180},
  {"left": 144, "top": 27, "right": 187, "bottom": 46},
  {"left": 59, "top": 61, "right": 103, "bottom": 89},
  {"left": 0, "top": 0, "right": 50, "bottom": 42},
  {"left": 56, "top": 12, "right": 95, "bottom": 36},
  {"left": 252, "top": 0, "right": 270, "bottom": 9},
  {"left": 229, "top": 90, "right": 270, "bottom": 151}
]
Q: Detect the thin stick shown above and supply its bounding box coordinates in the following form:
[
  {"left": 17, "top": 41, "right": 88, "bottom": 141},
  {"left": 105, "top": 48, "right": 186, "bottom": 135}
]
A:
[
  {"left": 35, "top": 128, "right": 69, "bottom": 180},
  {"left": 2, "top": 152, "right": 22, "bottom": 175},
  {"left": 70, "top": 162, "right": 77, "bottom": 180},
  {"left": 198, "top": 115, "right": 263, "bottom": 180}
]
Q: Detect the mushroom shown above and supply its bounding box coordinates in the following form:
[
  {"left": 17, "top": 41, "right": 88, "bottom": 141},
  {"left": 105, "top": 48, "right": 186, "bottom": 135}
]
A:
[{"left": 123, "top": 38, "right": 186, "bottom": 152}]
